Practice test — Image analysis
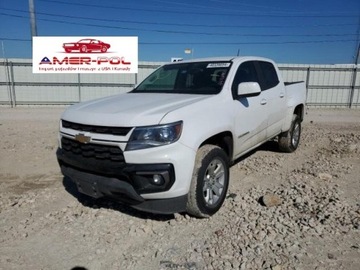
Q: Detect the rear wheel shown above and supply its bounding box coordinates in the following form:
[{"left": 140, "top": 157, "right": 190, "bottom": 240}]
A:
[
  {"left": 278, "top": 114, "right": 301, "bottom": 153},
  {"left": 186, "top": 145, "right": 229, "bottom": 218}
]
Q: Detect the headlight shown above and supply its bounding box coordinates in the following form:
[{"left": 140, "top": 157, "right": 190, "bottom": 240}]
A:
[{"left": 126, "top": 121, "right": 182, "bottom": 151}]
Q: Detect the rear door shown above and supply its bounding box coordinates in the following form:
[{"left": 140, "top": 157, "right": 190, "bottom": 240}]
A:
[
  {"left": 255, "top": 61, "right": 286, "bottom": 138},
  {"left": 232, "top": 61, "right": 268, "bottom": 158}
]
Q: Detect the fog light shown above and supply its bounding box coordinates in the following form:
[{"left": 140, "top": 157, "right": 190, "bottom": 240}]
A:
[{"left": 152, "top": 174, "right": 164, "bottom": 186}]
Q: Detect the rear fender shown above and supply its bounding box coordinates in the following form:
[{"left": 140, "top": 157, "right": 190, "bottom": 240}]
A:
[{"left": 281, "top": 104, "right": 304, "bottom": 132}]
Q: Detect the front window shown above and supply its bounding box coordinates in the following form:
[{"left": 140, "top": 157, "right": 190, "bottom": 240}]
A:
[{"left": 132, "top": 61, "right": 231, "bottom": 95}]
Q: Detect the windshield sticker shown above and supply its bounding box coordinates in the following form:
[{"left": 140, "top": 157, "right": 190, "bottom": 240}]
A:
[{"left": 207, "top": 63, "right": 231, "bottom": 68}]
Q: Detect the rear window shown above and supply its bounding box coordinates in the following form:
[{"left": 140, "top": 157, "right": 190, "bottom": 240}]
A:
[{"left": 258, "top": 61, "right": 279, "bottom": 90}]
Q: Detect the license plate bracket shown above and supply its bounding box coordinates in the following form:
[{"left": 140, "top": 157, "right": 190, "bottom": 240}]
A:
[{"left": 75, "top": 178, "right": 102, "bottom": 199}]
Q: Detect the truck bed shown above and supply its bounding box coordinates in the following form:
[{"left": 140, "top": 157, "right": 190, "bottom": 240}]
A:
[{"left": 285, "top": 81, "right": 307, "bottom": 109}]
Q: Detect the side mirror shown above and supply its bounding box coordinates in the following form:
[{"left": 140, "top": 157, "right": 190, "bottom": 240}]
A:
[{"left": 237, "top": 82, "right": 261, "bottom": 97}]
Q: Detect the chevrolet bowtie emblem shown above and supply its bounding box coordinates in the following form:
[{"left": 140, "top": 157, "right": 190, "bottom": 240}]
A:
[{"left": 75, "top": 133, "right": 91, "bottom": 144}]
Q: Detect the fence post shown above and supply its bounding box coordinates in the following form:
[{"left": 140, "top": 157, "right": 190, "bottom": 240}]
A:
[
  {"left": 349, "top": 65, "right": 357, "bottom": 108},
  {"left": 305, "top": 66, "right": 311, "bottom": 101},
  {"left": 4, "top": 59, "right": 12, "bottom": 107},
  {"left": 9, "top": 61, "right": 16, "bottom": 107}
]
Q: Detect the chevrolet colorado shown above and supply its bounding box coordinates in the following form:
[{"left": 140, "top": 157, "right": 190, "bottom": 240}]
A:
[{"left": 57, "top": 56, "right": 306, "bottom": 217}]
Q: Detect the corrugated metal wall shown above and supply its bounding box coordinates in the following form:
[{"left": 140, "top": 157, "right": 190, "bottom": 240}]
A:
[
  {"left": 1, "top": 59, "right": 359, "bottom": 107},
  {"left": 278, "top": 64, "right": 359, "bottom": 107}
]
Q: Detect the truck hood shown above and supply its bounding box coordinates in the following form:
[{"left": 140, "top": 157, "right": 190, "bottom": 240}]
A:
[{"left": 61, "top": 93, "right": 210, "bottom": 127}]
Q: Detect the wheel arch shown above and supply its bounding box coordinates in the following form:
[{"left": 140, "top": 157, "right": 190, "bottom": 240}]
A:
[
  {"left": 282, "top": 103, "right": 305, "bottom": 132},
  {"left": 199, "top": 131, "right": 234, "bottom": 162},
  {"left": 294, "top": 104, "right": 304, "bottom": 121}
]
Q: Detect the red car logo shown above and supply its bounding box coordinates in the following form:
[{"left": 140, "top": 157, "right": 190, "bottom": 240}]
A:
[{"left": 63, "top": 39, "right": 111, "bottom": 53}]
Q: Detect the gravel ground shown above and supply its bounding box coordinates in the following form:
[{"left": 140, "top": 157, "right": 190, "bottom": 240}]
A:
[{"left": 0, "top": 107, "right": 359, "bottom": 270}]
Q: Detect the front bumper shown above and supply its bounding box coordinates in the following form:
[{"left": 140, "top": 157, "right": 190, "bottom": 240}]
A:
[{"left": 57, "top": 148, "right": 187, "bottom": 214}]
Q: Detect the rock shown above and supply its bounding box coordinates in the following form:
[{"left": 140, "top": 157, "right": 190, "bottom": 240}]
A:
[
  {"left": 327, "top": 253, "right": 336, "bottom": 260},
  {"left": 347, "top": 144, "right": 357, "bottom": 152},
  {"left": 318, "top": 173, "right": 332, "bottom": 181},
  {"left": 169, "top": 219, "right": 177, "bottom": 226},
  {"left": 231, "top": 260, "right": 240, "bottom": 269},
  {"left": 255, "top": 231, "right": 267, "bottom": 241},
  {"left": 261, "top": 194, "right": 282, "bottom": 207},
  {"left": 314, "top": 225, "right": 323, "bottom": 234},
  {"left": 209, "top": 248, "right": 216, "bottom": 258},
  {"left": 45, "top": 145, "right": 54, "bottom": 150},
  {"left": 295, "top": 197, "right": 302, "bottom": 204},
  {"left": 226, "top": 193, "right": 237, "bottom": 200},
  {"left": 308, "top": 218, "right": 316, "bottom": 228},
  {"left": 174, "top": 213, "right": 184, "bottom": 221}
]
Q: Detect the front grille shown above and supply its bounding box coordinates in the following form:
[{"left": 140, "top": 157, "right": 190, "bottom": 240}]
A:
[
  {"left": 61, "top": 137, "right": 125, "bottom": 162},
  {"left": 62, "top": 120, "right": 132, "bottom": 136}
]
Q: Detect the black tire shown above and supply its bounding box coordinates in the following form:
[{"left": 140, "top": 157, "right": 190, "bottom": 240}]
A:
[
  {"left": 80, "top": 45, "right": 87, "bottom": 53},
  {"left": 186, "top": 145, "right": 229, "bottom": 218},
  {"left": 278, "top": 114, "right": 301, "bottom": 153}
]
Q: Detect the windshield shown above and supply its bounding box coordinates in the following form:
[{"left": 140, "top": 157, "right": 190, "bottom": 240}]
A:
[{"left": 132, "top": 61, "right": 231, "bottom": 95}]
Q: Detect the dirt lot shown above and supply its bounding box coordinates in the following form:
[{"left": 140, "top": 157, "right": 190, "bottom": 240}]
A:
[{"left": 0, "top": 107, "right": 359, "bottom": 270}]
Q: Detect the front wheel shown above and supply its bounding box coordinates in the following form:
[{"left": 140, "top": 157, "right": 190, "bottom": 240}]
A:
[
  {"left": 278, "top": 114, "right": 301, "bottom": 153},
  {"left": 186, "top": 145, "right": 229, "bottom": 218}
]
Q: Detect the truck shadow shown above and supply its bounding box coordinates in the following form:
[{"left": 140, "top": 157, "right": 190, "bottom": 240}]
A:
[
  {"left": 257, "top": 140, "right": 281, "bottom": 152},
  {"left": 62, "top": 140, "right": 282, "bottom": 220},
  {"left": 62, "top": 176, "right": 174, "bottom": 221},
  {"left": 231, "top": 139, "right": 281, "bottom": 166}
]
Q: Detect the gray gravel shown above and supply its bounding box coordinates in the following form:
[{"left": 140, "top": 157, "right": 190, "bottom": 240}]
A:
[{"left": 0, "top": 108, "right": 359, "bottom": 270}]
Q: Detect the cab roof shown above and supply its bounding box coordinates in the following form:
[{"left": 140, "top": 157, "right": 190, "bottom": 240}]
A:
[{"left": 168, "top": 56, "right": 275, "bottom": 65}]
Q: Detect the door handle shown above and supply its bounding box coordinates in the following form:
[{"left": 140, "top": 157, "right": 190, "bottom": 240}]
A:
[
  {"left": 280, "top": 92, "right": 285, "bottom": 98},
  {"left": 260, "top": 99, "right": 267, "bottom": 105}
]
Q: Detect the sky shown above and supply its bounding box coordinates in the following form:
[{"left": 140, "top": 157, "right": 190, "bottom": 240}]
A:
[{"left": 0, "top": 0, "right": 359, "bottom": 64}]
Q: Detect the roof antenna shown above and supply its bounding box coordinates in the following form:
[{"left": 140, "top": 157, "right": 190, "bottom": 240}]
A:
[{"left": 237, "top": 49, "right": 240, "bottom": 56}]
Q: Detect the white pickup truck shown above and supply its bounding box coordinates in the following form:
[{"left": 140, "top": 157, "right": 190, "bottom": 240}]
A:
[{"left": 57, "top": 56, "right": 306, "bottom": 217}]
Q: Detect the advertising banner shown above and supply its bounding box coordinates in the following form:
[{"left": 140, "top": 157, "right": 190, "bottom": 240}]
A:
[{"left": 33, "top": 36, "right": 138, "bottom": 73}]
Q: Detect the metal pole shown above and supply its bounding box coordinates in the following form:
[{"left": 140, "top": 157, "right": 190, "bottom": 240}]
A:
[
  {"left": 1, "top": 41, "right": 12, "bottom": 107},
  {"left": 4, "top": 59, "right": 13, "bottom": 107},
  {"left": 305, "top": 66, "right": 311, "bottom": 98},
  {"left": 349, "top": 66, "right": 357, "bottom": 108},
  {"left": 134, "top": 72, "right": 138, "bottom": 86},
  {"left": 29, "top": 0, "right": 38, "bottom": 37},
  {"left": 9, "top": 62, "right": 16, "bottom": 107},
  {"left": 349, "top": 44, "right": 359, "bottom": 108},
  {"left": 355, "top": 43, "right": 360, "bottom": 65}
]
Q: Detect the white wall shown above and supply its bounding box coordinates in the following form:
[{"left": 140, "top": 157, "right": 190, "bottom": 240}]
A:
[{"left": 1, "top": 59, "right": 359, "bottom": 107}]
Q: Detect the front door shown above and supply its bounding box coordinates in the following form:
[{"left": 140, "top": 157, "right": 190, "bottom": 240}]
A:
[{"left": 232, "top": 61, "right": 268, "bottom": 158}]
